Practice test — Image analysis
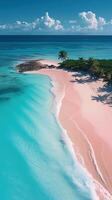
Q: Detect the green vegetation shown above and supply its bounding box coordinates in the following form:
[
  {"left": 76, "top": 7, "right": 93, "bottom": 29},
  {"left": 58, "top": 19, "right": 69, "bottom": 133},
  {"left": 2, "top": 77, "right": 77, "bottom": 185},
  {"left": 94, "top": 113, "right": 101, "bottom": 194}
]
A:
[
  {"left": 58, "top": 50, "right": 68, "bottom": 61},
  {"left": 59, "top": 57, "right": 112, "bottom": 84}
]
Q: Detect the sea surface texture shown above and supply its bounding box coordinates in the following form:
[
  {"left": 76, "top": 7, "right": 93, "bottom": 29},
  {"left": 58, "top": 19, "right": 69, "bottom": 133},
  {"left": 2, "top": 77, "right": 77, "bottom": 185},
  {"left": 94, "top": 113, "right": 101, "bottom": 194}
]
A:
[{"left": 0, "top": 35, "right": 112, "bottom": 200}]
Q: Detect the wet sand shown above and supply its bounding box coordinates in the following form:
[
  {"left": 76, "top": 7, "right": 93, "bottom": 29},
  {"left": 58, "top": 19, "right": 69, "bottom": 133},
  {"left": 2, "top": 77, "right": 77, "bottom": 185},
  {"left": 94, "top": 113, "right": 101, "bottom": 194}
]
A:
[{"left": 24, "top": 59, "right": 112, "bottom": 199}]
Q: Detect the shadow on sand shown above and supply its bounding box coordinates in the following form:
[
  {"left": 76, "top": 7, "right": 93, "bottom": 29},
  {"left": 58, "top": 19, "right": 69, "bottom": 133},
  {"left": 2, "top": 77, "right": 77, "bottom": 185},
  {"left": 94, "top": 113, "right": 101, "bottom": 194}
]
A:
[
  {"left": 92, "top": 83, "right": 112, "bottom": 106},
  {"left": 70, "top": 71, "right": 112, "bottom": 106}
]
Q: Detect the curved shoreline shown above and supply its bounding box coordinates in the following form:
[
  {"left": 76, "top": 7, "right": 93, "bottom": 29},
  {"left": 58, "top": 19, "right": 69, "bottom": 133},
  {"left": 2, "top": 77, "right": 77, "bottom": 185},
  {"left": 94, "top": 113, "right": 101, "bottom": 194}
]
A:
[
  {"left": 35, "top": 69, "right": 112, "bottom": 199},
  {"left": 41, "top": 70, "right": 100, "bottom": 200},
  {"left": 23, "top": 59, "right": 112, "bottom": 199}
]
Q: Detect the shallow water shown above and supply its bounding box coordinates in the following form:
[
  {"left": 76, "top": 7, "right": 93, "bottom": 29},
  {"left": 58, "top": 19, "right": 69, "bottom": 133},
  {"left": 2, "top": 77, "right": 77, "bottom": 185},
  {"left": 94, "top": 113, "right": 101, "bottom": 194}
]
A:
[{"left": 0, "top": 35, "right": 112, "bottom": 200}]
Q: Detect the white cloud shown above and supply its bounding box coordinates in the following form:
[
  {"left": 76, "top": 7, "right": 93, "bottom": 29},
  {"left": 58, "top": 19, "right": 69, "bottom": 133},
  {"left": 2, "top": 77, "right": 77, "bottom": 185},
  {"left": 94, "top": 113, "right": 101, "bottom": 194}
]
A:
[
  {"left": 69, "top": 20, "right": 77, "bottom": 24},
  {"left": 0, "top": 11, "right": 112, "bottom": 34},
  {"left": 79, "top": 11, "right": 107, "bottom": 31},
  {"left": 0, "top": 12, "right": 63, "bottom": 32},
  {"left": 0, "top": 24, "right": 7, "bottom": 30},
  {"left": 43, "top": 12, "right": 55, "bottom": 27},
  {"left": 79, "top": 11, "right": 98, "bottom": 30},
  {"left": 98, "top": 17, "right": 106, "bottom": 27},
  {"left": 40, "top": 12, "right": 63, "bottom": 30},
  {"left": 15, "top": 21, "right": 32, "bottom": 30},
  {"left": 16, "top": 21, "right": 22, "bottom": 25}
]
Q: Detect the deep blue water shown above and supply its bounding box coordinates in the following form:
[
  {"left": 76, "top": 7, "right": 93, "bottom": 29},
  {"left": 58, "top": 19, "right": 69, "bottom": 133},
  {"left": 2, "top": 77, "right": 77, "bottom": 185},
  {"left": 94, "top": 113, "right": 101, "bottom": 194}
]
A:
[{"left": 0, "top": 35, "right": 112, "bottom": 200}]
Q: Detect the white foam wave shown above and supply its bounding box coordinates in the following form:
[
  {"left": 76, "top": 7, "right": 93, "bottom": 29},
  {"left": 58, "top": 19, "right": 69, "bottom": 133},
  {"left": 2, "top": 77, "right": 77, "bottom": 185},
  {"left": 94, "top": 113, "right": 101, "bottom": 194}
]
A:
[{"left": 49, "top": 76, "right": 112, "bottom": 200}]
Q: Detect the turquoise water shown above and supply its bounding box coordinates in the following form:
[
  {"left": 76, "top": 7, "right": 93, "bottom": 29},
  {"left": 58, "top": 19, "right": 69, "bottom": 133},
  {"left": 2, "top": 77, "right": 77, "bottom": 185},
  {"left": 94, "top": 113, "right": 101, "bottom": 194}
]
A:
[
  {"left": 0, "top": 74, "right": 97, "bottom": 200},
  {"left": 1, "top": 35, "right": 112, "bottom": 200}
]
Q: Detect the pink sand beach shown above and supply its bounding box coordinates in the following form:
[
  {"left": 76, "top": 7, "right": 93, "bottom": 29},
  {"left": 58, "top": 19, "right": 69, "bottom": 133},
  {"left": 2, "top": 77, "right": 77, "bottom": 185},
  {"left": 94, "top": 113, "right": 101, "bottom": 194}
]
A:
[{"left": 25, "top": 60, "right": 112, "bottom": 199}]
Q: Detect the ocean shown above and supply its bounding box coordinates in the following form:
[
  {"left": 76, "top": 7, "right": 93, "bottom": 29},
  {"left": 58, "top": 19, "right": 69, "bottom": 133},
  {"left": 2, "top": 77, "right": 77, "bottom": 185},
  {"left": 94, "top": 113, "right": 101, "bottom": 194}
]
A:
[{"left": 0, "top": 35, "right": 112, "bottom": 200}]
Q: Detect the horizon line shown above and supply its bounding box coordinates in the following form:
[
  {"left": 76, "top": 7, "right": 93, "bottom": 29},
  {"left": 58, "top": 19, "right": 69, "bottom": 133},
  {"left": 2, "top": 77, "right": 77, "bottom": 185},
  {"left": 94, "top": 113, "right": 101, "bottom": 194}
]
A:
[{"left": 0, "top": 34, "right": 112, "bottom": 36}]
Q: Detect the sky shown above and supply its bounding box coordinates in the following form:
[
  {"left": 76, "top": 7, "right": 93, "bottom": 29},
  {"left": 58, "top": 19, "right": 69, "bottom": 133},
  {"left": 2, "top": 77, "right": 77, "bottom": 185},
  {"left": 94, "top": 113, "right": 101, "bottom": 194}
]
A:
[{"left": 0, "top": 0, "right": 112, "bottom": 35}]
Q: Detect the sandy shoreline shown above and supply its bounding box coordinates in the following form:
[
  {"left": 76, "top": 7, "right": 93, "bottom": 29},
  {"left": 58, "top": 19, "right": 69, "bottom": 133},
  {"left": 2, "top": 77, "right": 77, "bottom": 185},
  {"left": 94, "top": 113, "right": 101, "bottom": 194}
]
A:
[{"left": 24, "top": 60, "right": 112, "bottom": 199}]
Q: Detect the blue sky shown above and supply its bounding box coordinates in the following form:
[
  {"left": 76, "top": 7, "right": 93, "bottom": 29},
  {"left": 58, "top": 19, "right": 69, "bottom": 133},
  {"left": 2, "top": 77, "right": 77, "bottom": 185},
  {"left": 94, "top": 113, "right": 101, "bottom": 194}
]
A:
[{"left": 0, "top": 0, "right": 112, "bottom": 34}]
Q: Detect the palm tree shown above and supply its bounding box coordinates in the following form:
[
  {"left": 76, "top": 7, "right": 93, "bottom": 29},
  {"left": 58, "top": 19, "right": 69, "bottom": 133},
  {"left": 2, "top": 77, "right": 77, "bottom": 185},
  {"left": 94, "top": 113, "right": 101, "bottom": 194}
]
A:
[{"left": 58, "top": 50, "right": 68, "bottom": 61}]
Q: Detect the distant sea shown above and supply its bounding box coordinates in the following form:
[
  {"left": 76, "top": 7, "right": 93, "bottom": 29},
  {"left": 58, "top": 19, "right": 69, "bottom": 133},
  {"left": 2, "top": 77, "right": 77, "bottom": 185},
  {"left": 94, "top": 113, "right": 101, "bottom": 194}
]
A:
[{"left": 0, "top": 35, "right": 112, "bottom": 200}]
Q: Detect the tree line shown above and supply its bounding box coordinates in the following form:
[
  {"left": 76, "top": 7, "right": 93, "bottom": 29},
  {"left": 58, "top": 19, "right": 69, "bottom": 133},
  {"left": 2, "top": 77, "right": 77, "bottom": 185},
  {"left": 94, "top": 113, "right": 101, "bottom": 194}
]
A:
[{"left": 58, "top": 50, "right": 112, "bottom": 84}]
